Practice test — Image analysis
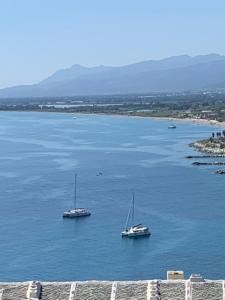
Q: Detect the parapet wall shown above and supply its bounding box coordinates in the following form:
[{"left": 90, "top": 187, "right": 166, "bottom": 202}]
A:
[{"left": 0, "top": 279, "right": 224, "bottom": 300}]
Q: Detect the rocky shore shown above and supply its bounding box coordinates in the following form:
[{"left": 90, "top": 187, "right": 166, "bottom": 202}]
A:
[{"left": 191, "top": 130, "right": 225, "bottom": 155}]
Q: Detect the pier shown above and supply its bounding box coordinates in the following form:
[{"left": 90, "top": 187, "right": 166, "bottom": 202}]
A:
[
  {"left": 215, "top": 170, "right": 225, "bottom": 174},
  {"left": 192, "top": 161, "right": 225, "bottom": 166},
  {"left": 186, "top": 155, "right": 225, "bottom": 159}
]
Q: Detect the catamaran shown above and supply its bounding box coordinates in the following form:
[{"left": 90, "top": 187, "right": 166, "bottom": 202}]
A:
[
  {"left": 121, "top": 192, "right": 150, "bottom": 237},
  {"left": 63, "top": 174, "right": 91, "bottom": 218}
]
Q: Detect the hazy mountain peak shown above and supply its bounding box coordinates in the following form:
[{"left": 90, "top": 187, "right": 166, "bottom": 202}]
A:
[
  {"left": 195, "top": 53, "right": 223, "bottom": 58},
  {"left": 2, "top": 53, "right": 225, "bottom": 98},
  {"left": 70, "top": 64, "right": 86, "bottom": 69},
  {"left": 41, "top": 64, "right": 112, "bottom": 84}
]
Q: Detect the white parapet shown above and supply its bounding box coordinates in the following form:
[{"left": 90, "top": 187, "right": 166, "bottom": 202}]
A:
[
  {"left": 147, "top": 280, "right": 161, "bottom": 300},
  {"left": 189, "top": 274, "right": 205, "bottom": 282},
  {"left": 223, "top": 280, "right": 225, "bottom": 300},
  {"left": 26, "top": 281, "right": 42, "bottom": 299},
  {"left": 0, "top": 289, "right": 3, "bottom": 300},
  {"left": 167, "top": 270, "right": 184, "bottom": 280},
  {"left": 69, "top": 282, "right": 77, "bottom": 300},
  {"left": 110, "top": 282, "right": 117, "bottom": 300},
  {"left": 185, "top": 280, "right": 192, "bottom": 300}
]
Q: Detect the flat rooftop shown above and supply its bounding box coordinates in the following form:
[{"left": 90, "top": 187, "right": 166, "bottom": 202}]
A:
[{"left": 0, "top": 279, "right": 224, "bottom": 299}]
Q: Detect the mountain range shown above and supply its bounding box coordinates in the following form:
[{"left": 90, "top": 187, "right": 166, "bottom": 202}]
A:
[{"left": 1, "top": 54, "right": 225, "bottom": 98}]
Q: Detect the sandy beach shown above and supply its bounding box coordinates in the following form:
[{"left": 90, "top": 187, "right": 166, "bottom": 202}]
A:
[{"left": 148, "top": 116, "right": 225, "bottom": 127}]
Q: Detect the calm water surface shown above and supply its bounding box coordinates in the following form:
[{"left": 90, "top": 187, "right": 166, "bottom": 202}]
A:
[{"left": 0, "top": 112, "right": 225, "bottom": 281}]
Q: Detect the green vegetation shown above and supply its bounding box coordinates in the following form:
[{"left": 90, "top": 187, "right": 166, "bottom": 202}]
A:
[{"left": 2, "top": 91, "right": 225, "bottom": 122}]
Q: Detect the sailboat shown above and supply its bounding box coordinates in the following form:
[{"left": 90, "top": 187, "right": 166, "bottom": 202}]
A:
[
  {"left": 63, "top": 174, "right": 91, "bottom": 218},
  {"left": 121, "top": 192, "right": 150, "bottom": 237}
]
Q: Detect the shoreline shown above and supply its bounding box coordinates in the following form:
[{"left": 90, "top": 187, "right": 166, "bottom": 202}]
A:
[
  {"left": 1, "top": 109, "right": 225, "bottom": 127},
  {"left": 148, "top": 116, "right": 225, "bottom": 127}
]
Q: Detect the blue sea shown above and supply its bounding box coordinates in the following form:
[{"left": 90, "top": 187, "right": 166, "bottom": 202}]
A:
[{"left": 0, "top": 112, "right": 225, "bottom": 281}]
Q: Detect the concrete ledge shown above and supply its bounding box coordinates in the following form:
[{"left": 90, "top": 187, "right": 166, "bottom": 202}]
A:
[{"left": 0, "top": 279, "right": 223, "bottom": 300}]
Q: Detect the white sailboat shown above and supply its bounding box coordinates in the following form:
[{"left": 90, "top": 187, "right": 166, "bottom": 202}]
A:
[
  {"left": 63, "top": 174, "right": 91, "bottom": 218},
  {"left": 121, "top": 192, "right": 150, "bottom": 237}
]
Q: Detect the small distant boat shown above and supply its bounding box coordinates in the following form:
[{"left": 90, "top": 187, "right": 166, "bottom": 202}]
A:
[
  {"left": 96, "top": 171, "right": 103, "bottom": 176},
  {"left": 121, "top": 192, "right": 150, "bottom": 238},
  {"left": 63, "top": 174, "right": 91, "bottom": 218},
  {"left": 168, "top": 124, "right": 176, "bottom": 129}
]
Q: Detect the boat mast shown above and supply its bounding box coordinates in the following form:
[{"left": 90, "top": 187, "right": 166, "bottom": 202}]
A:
[
  {"left": 131, "top": 192, "right": 135, "bottom": 225},
  {"left": 74, "top": 173, "right": 77, "bottom": 209},
  {"left": 124, "top": 192, "right": 135, "bottom": 230}
]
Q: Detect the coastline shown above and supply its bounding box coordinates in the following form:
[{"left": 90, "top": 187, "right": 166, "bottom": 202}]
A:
[
  {"left": 147, "top": 116, "right": 225, "bottom": 127},
  {"left": 1, "top": 108, "right": 225, "bottom": 128}
]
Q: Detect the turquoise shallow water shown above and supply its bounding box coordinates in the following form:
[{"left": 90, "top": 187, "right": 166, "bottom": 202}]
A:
[{"left": 0, "top": 112, "right": 225, "bottom": 281}]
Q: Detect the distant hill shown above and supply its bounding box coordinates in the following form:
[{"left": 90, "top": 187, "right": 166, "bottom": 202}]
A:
[
  {"left": 41, "top": 64, "right": 113, "bottom": 84},
  {"left": 1, "top": 54, "right": 225, "bottom": 98}
]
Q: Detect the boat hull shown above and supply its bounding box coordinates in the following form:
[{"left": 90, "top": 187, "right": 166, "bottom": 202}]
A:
[
  {"left": 63, "top": 212, "right": 91, "bottom": 218},
  {"left": 122, "top": 232, "right": 151, "bottom": 238},
  {"left": 121, "top": 230, "right": 151, "bottom": 238},
  {"left": 63, "top": 209, "right": 91, "bottom": 218}
]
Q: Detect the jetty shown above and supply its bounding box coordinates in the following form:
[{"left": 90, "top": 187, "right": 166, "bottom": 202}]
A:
[
  {"left": 192, "top": 161, "right": 225, "bottom": 166},
  {"left": 215, "top": 170, "right": 225, "bottom": 174},
  {"left": 186, "top": 155, "right": 225, "bottom": 159},
  {"left": 0, "top": 276, "right": 225, "bottom": 299}
]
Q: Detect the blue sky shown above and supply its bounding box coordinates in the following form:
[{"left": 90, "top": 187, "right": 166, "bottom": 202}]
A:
[{"left": 1, "top": 0, "right": 225, "bottom": 88}]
